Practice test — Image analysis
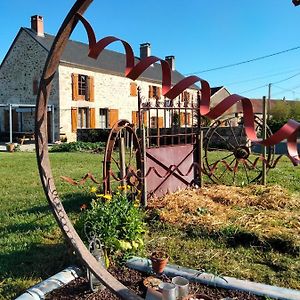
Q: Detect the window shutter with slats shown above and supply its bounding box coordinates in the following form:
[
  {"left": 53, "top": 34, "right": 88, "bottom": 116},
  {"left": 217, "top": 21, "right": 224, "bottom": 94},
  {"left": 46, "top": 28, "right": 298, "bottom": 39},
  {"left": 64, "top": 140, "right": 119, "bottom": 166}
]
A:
[
  {"left": 149, "top": 85, "right": 153, "bottom": 98},
  {"left": 132, "top": 111, "right": 138, "bottom": 125},
  {"left": 88, "top": 76, "right": 95, "bottom": 102},
  {"left": 109, "top": 109, "right": 119, "bottom": 128},
  {"left": 157, "top": 87, "right": 161, "bottom": 99},
  {"left": 143, "top": 111, "right": 148, "bottom": 126},
  {"left": 71, "top": 108, "right": 77, "bottom": 132},
  {"left": 72, "top": 74, "right": 79, "bottom": 100},
  {"left": 130, "top": 82, "right": 137, "bottom": 96},
  {"left": 89, "top": 108, "right": 96, "bottom": 128},
  {"left": 158, "top": 117, "right": 164, "bottom": 128}
]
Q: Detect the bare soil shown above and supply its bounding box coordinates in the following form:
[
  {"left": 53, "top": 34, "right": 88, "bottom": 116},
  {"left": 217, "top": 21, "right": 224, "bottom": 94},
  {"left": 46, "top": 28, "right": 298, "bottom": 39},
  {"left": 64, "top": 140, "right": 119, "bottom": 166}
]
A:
[{"left": 46, "top": 265, "right": 264, "bottom": 300}]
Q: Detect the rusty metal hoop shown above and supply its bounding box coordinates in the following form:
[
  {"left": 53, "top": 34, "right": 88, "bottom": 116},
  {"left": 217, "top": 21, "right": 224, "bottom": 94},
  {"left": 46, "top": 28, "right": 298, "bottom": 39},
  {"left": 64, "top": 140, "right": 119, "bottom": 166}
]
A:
[
  {"left": 34, "top": 0, "right": 142, "bottom": 299},
  {"left": 203, "top": 115, "right": 275, "bottom": 186},
  {"left": 103, "top": 119, "right": 142, "bottom": 194}
]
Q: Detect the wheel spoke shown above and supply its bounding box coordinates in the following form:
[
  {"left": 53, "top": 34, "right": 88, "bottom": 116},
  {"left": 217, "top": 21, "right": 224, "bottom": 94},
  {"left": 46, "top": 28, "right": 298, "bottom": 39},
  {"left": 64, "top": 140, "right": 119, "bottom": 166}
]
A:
[
  {"left": 214, "top": 130, "right": 236, "bottom": 150},
  {"left": 208, "top": 152, "right": 234, "bottom": 166},
  {"left": 111, "top": 154, "right": 121, "bottom": 171},
  {"left": 246, "top": 158, "right": 261, "bottom": 172},
  {"left": 216, "top": 157, "right": 236, "bottom": 181},
  {"left": 242, "top": 161, "right": 250, "bottom": 183}
]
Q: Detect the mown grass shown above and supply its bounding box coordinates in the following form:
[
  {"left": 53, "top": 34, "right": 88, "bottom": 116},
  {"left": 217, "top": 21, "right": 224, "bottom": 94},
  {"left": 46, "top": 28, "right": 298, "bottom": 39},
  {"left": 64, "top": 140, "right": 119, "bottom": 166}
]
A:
[
  {"left": 0, "top": 151, "right": 299, "bottom": 299},
  {"left": 0, "top": 151, "right": 101, "bottom": 299}
]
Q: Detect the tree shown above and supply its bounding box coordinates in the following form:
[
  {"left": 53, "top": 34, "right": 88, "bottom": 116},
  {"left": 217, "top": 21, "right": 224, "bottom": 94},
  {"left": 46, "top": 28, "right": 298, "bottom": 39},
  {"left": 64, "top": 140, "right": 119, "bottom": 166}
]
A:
[{"left": 268, "top": 100, "right": 300, "bottom": 133}]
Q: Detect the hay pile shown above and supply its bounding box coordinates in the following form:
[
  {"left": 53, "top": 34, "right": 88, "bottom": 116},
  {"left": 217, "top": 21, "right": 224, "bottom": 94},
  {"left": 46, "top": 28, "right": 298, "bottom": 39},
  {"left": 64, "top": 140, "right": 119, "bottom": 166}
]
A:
[{"left": 148, "top": 185, "right": 300, "bottom": 253}]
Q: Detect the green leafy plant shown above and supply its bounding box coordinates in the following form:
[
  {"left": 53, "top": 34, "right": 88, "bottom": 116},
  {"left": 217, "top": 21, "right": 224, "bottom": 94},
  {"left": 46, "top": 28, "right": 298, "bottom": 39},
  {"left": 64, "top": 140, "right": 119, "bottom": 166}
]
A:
[{"left": 75, "top": 188, "right": 147, "bottom": 262}]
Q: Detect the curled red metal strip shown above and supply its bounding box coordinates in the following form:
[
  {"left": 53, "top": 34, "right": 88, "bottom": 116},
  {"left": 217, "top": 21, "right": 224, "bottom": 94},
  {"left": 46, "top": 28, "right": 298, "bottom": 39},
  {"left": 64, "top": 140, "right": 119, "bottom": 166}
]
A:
[{"left": 77, "top": 14, "right": 300, "bottom": 165}]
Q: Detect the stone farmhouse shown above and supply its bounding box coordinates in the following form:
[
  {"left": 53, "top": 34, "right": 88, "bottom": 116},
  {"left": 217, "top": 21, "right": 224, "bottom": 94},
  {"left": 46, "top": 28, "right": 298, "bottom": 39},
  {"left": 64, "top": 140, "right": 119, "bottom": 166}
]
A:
[{"left": 0, "top": 15, "right": 202, "bottom": 143}]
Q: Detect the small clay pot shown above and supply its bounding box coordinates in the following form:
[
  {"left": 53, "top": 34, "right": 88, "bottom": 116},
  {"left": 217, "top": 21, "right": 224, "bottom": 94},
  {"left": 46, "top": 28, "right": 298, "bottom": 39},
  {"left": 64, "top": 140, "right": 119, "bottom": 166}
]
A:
[{"left": 150, "top": 251, "right": 169, "bottom": 274}]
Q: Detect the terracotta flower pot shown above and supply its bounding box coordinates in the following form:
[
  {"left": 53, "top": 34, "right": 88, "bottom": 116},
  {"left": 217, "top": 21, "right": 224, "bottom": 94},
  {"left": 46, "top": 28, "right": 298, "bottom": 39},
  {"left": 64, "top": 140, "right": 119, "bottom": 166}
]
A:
[
  {"left": 150, "top": 251, "right": 169, "bottom": 274},
  {"left": 6, "top": 143, "right": 15, "bottom": 152}
]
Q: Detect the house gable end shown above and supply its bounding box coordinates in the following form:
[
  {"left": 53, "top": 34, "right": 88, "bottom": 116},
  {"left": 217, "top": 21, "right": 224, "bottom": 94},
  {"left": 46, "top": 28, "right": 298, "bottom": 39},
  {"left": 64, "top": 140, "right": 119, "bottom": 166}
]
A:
[{"left": 0, "top": 29, "right": 49, "bottom": 105}]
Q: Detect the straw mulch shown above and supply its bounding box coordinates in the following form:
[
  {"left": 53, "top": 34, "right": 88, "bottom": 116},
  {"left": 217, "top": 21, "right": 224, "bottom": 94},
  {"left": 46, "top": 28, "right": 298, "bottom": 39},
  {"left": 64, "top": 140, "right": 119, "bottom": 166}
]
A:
[{"left": 147, "top": 185, "right": 300, "bottom": 252}]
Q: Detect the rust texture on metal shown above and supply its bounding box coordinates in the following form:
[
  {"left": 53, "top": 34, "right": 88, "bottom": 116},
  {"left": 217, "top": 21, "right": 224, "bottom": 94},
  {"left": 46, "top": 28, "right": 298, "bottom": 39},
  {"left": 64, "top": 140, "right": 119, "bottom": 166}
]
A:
[
  {"left": 146, "top": 145, "right": 195, "bottom": 198},
  {"left": 77, "top": 13, "right": 300, "bottom": 164},
  {"left": 35, "top": 0, "right": 299, "bottom": 297},
  {"left": 35, "top": 0, "right": 142, "bottom": 299},
  {"left": 103, "top": 119, "right": 142, "bottom": 194}
]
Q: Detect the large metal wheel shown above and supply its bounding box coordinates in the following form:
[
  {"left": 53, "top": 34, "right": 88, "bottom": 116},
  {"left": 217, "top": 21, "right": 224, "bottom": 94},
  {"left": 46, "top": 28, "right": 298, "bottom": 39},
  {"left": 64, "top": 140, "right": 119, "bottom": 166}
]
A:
[
  {"left": 103, "top": 119, "right": 142, "bottom": 194},
  {"left": 203, "top": 116, "right": 275, "bottom": 186}
]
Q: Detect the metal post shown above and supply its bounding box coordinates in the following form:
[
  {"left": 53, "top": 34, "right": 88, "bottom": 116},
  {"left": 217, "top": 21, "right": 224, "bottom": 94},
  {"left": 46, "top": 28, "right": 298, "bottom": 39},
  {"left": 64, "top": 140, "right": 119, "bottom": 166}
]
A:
[
  {"left": 119, "top": 137, "right": 126, "bottom": 188},
  {"left": 51, "top": 105, "right": 55, "bottom": 143},
  {"left": 9, "top": 104, "right": 13, "bottom": 144},
  {"left": 141, "top": 126, "right": 147, "bottom": 207},
  {"left": 199, "top": 129, "right": 204, "bottom": 188},
  {"left": 262, "top": 96, "right": 267, "bottom": 185},
  {"left": 197, "top": 91, "right": 203, "bottom": 188}
]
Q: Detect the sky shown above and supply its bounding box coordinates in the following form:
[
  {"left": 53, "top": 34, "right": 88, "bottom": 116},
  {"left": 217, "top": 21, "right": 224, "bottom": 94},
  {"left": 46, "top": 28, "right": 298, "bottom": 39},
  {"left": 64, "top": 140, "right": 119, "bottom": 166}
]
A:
[{"left": 1, "top": 1, "right": 300, "bottom": 100}]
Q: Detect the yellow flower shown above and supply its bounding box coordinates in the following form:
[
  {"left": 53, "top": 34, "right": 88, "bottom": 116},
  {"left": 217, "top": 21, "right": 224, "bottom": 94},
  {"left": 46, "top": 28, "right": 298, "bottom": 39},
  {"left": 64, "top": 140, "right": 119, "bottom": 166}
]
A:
[
  {"left": 119, "top": 240, "right": 132, "bottom": 250},
  {"left": 117, "top": 185, "right": 131, "bottom": 191},
  {"left": 102, "top": 194, "right": 112, "bottom": 201},
  {"left": 90, "top": 186, "right": 97, "bottom": 193},
  {"left": 131, "top": 240, "right": 139, "bottom": 250},
  {"left": 134, "top": 199, "right": 140, "bottom": 208}
]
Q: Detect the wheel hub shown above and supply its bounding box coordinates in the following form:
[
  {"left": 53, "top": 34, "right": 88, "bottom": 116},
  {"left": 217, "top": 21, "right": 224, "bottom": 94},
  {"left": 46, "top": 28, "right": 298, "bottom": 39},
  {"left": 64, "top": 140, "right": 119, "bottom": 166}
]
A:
[{"left": 234, "top": 146, "right": 250, "bottom": 159}]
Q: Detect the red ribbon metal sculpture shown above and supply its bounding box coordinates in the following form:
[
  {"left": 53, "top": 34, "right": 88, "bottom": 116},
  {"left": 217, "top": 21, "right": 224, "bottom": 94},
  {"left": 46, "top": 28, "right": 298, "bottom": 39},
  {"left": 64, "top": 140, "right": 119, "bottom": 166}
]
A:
[
  {"left": 77, "top": 13, "right": 300, "bottom": 165},
  {"left": 35, "top": 1, "right": 299, "bottom": 299}
]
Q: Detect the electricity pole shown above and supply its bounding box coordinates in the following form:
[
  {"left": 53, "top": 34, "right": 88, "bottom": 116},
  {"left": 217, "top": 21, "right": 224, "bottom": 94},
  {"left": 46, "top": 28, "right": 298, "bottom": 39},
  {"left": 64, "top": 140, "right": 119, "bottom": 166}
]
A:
[{"left": 267, "top": 83, "right": 271, "bottom": 121}]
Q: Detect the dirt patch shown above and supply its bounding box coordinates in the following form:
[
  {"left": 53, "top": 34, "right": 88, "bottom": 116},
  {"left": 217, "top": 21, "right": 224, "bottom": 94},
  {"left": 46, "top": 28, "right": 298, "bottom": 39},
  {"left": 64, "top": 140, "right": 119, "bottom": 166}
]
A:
[{"left": 46, "top": 265, "right": 264, "bottom": 299}]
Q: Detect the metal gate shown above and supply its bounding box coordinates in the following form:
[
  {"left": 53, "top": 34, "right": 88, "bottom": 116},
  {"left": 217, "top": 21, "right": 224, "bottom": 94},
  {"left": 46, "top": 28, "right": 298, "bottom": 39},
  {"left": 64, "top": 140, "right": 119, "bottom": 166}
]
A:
[{"left": 137, "top": 88, "right": 202, "bottom": 200}]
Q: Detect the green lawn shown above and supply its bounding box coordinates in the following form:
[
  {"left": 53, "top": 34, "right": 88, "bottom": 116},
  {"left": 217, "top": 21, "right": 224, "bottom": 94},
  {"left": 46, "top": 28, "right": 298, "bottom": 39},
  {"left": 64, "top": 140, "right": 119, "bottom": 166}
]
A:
[
  {"left": 0, "top": 152, "right": 102, "bottom": 299},
  {"left": 0, "top": 151, "right": 299, "bottom": 299}
]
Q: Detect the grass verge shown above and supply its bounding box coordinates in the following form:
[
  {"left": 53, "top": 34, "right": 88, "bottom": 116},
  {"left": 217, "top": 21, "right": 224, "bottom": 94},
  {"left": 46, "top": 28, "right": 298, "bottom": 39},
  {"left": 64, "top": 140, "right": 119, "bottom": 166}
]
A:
[{"left": 0, "top": 151, "right": 299, "bottom": 299}]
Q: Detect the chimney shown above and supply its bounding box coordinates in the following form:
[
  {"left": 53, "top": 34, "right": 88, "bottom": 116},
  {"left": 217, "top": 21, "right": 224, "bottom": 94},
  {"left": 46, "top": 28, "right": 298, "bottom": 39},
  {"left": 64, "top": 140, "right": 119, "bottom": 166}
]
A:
[
  {"left": 140, "top": 43, "right": 151, "bottom": 59},
  {"left": 165, "top": 55, "right": 175, "bottom": 71},
  {"left": 31, "top": 15, "right": 44, "bottom": 37}
]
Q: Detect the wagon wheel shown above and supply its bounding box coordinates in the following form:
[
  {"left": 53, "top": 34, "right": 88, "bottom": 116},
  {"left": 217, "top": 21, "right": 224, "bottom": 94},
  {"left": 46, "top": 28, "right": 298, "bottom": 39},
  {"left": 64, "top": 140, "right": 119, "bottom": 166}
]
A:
[
  {"left": 103, "top": 119, "right": 142, "bottom": 195},
  {"left": 203, "top": 116, "right": 275, "bottom": 186}
]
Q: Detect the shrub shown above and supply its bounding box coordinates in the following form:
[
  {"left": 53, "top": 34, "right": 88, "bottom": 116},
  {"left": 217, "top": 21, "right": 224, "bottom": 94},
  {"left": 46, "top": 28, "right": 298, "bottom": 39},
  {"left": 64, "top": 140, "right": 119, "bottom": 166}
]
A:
[
  {"left": 75, "top": 189, "right": 146, "bottom": 261},
  {"left": 49, "top": 141, "right": 105, "bottom": 152}
]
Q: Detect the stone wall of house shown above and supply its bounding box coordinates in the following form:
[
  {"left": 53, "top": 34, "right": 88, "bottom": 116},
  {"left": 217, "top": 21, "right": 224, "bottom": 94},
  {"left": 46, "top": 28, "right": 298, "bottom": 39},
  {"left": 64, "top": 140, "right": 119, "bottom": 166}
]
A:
[
  {"left": 58, "top": 64, "right": 197, "bottom": 142},
  {"left": 0, "top": 29, "right": 60, "bottom": 140}
]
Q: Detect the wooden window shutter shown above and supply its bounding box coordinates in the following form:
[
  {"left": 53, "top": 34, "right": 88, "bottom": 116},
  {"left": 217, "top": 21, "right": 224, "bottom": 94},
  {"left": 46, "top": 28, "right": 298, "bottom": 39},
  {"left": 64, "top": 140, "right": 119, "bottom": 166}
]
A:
[
  {"left": 143, "top": 111, "right": 148, "bottom": 126},
  {"left": 88, "top": 76, "right": 95, "bottom": 102},
  {"left": 89, "top": 108, "right": 96, "bottom": 128},
  {"left": 180, "top": 112, "right": 185, "bottom": 125},
  {"left": 109, "top": 109, "right": 119, "bottom": 128},
  {"left": 187, "top": 113, "right": 191, "bottom": 125},
  {"left": 158, "top": 117, "right": 164, "bottom": 128},
  {"left": 148, "top": 85, "right": 153, "bottom": 98},
  {"left": 72, "top": 73, "right": 79, "bottom": 100},
  {"left": 157, "top": 87, "right": 161, "bottom": 99},
  {"left": 130, "top": 82, "right": 137, "bottom": 96},
  {"left": 71, "top": 107, "right": 77, "bottom": 132},
  {"left": 132, "top": 111, "right": 138, "bottom": 125}
]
